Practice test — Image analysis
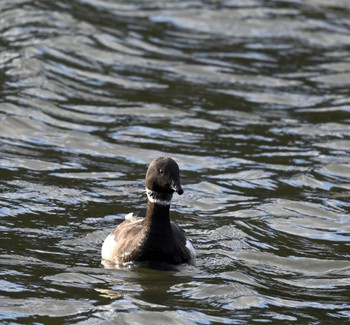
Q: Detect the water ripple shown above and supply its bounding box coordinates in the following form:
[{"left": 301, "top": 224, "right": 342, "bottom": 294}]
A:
[{"left": 1, "top": 0, "right": 350, "bottom": 323}]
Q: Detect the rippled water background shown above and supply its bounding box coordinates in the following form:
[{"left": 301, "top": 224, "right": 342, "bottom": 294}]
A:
[{"left": 1, "top": 0, "right": 350, "bottom": 323}]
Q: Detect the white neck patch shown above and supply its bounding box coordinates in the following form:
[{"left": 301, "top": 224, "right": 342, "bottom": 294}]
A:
[{"left": 146, "top": 188, "right": 172, "bottom": 206}]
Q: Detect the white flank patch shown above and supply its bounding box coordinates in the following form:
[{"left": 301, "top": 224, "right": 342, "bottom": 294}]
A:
[
  {"left": 185, "top": 238, "right": 196, "bottom": 264},
  {"left": 146, "top": 187, "right": 171, "bottom": 206},
  {"left": 101, "top": 233, "right": 117, "bottom": 261}
]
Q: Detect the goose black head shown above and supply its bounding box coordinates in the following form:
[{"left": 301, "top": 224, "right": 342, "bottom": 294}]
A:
[{"left": 145, "top": 157, "right": 183, "bottom": 196}]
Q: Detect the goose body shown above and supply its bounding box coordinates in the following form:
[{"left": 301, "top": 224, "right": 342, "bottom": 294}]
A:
[{"left": 101, "top": 157, "right": 196, "bottom": 266}]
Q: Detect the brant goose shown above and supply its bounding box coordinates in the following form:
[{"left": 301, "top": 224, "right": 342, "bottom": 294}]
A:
[{"left": 101, "top": 157, "right": 196, "bottom": 267}]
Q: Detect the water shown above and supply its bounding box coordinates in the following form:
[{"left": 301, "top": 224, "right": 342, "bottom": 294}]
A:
[{"left": 1, "top": 0, "right": 350, "bottom": 323}]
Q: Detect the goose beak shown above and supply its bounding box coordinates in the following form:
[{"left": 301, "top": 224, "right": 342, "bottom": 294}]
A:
[{"left": 171, "top": 183, "right": 184, "bottom": 195}]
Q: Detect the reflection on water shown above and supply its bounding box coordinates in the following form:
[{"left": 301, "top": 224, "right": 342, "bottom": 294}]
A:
[{"left": 1, "top": 0, "right": 350, "bottom": 323}]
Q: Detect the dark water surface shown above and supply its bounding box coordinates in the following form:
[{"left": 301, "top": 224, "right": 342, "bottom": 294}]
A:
[{"left": 1, "top": 0, "right": 350, "bottom": 323}]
